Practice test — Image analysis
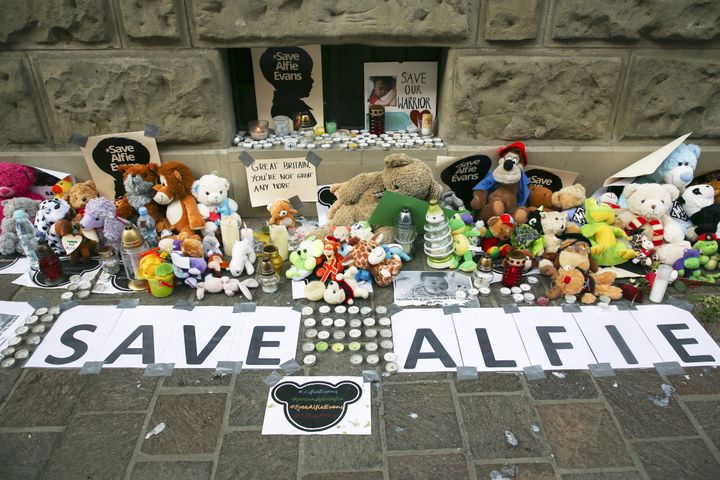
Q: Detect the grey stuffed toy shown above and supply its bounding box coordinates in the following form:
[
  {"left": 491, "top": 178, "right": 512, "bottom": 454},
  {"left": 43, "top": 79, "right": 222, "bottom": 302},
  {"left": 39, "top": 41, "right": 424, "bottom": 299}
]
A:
[{"left": 0, "top": 197, "right": 42, "bottom": 255}]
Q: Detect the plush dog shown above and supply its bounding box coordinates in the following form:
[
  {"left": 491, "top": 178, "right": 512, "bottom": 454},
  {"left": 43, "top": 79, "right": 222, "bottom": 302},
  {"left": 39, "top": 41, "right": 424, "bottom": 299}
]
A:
[{"left": 116, "top": 163, "right": 164, "bottom": 223}]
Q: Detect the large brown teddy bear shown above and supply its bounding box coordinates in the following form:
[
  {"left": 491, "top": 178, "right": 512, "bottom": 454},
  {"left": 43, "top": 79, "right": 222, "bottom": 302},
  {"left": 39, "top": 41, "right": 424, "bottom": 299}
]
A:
[
  {"left": 153, "top": 161, "right": 204, "bottom": 239},
  {"left": 322, "top": 153, "right": 442, "bottom": 238}
]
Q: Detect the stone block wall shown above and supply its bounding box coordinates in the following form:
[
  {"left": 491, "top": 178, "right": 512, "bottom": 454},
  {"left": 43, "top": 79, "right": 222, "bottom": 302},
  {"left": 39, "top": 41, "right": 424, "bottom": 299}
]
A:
[{"left": 1, "top": 0, "right": 719, "bottom": 151}]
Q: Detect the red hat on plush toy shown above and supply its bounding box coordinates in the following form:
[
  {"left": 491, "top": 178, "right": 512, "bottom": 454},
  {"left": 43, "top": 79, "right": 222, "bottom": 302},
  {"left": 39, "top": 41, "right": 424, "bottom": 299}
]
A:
[{"left": 499, "top": 142, "right": 528, "bottom": 166}]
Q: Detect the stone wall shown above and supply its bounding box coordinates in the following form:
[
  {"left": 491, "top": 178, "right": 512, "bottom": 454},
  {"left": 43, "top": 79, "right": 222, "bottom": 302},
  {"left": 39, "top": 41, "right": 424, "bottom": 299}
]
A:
[{"left": 1, "top": 0, "right": 719, "bottom": 151}]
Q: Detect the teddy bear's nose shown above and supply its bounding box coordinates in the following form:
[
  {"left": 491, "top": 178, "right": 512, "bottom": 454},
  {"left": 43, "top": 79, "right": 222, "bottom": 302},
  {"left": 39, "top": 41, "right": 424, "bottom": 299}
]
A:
[
  {"left": 503, "top": 160, "right": 515, "bottom": 171},
  {"left": 650, "top": 204, "right": 656, "bottom": 209},
  {"left": 563, "top": 276, "right": 571, "bottom": 284}
]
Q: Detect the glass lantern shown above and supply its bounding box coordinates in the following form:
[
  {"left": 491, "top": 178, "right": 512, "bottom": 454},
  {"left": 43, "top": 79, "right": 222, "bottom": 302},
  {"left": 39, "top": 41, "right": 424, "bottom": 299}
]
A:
[
  {"left": 258, "top": 257, "right": 280, "bottom": 293},
  {"left": 473, "top": 255, "right": 494, "bottom": 289},
  {"left": 120, "top": 223, "right": 149, "bottom": 291},
  {"left": 395, "top": 208, "right": 416, "bottom": 256}
]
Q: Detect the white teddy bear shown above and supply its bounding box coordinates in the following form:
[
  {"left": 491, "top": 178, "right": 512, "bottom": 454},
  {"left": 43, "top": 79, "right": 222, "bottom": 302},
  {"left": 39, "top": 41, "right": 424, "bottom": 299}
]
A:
[
  {"left": 616, "top": 183, "right": 689, "bottom": 265},
  {"left": 540, "top": 210, "right": 567, "bottom": 254},
  {"left": 191, "top": 172, "right": 241, "bottom": 236}
]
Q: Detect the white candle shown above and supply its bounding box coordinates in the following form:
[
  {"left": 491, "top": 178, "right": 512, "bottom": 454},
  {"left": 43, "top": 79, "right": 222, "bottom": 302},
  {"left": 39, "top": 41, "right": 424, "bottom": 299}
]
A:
[
  {"left": 241, "top": 226, "right": 254, "bottom": 243},
  {"left": 220, "top": 216, "right": 240, "bottom": 257}
]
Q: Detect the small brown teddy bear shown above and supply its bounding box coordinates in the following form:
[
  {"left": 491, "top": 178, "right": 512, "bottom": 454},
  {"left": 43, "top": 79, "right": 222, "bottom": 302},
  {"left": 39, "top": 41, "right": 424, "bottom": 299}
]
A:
[
  {"left": 322, "top": 153, "right": 442, "bottom": 239},
  {"left": 267, "top": 198, "right": 298, "bottom": 228},
  {"left": 528, "top": 184, "right": 554, "bottom": 211},
  {"left": 67, "top": 180, "right": 98, "bottom": 225}
]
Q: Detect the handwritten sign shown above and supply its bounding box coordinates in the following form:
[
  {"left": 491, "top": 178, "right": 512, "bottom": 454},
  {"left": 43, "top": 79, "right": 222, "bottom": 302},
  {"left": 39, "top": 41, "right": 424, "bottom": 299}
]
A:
[
  {"left": 262, "top": 376, "right": 370, "bottom": 435},
  {"left": 364, "top": 62, "right": 437, "bottom": 131},
  {"left": 245, "top": 157, "right": 318, "bottom": 207},
  {"left": 80, "top": 131, "right": 160, "bottom": 200}
]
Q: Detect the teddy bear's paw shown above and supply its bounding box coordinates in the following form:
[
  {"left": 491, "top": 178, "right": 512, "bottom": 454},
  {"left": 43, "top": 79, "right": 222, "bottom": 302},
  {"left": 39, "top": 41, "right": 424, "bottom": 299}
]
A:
[{"left": 581, "top": 293, "right": 597, "bottom": 304}]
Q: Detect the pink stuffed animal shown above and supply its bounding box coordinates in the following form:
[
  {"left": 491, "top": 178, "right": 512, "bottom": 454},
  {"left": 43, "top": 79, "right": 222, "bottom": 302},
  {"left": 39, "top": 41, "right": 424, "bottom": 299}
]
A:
[{"left": 0, "top": 163, "right": 45, "bottom": 233}]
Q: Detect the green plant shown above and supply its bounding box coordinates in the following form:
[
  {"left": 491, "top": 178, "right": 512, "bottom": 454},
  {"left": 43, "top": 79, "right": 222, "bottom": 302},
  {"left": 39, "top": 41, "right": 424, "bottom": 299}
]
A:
[{"left": 688, "top": 294, "right": 720, "bottom": 323}]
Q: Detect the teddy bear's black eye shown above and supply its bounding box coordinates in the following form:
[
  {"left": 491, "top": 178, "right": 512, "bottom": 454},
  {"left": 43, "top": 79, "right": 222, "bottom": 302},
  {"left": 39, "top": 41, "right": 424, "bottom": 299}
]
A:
[
  {"left": 641, "top": 199, "right": 645, "bottom": 204},
  {"left": 95, "top": 217, "right": 100, "bottom": 221},
  {"left": 661, "top": 200, "right": 665, "bottom": 204},
  {"left": 206, "top": 192, "right": 209, "bottom": 195},
  {"left": 81, "top": 197, "right": 86, "bottom": 202},
  {"left": 393, "top": 184, "right": 399, "bottom": 190}
]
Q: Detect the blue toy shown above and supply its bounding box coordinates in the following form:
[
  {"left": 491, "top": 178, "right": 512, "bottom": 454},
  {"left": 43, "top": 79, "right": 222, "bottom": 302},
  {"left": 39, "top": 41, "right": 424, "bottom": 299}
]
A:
[
  {"left": 637, "top": 143, "right": 700, "bottom": 190},
  {"left": 382, "top": 244, "right": 411, "bottom": 262}
]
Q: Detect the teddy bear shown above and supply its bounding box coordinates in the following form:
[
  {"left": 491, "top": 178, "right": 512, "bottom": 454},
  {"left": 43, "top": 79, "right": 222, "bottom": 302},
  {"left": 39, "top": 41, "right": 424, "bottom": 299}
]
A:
[
  {"left": 34, "top": 198, "right": 72, "bottom": 255},
  {"left": 478, "top": 214, "right": 514, "bottom": 259},
  {"left": 322, "top": 153, "right": 443, "bottom": 239},
  {"left": 0, "top": 163, "right": 45, "bottom": 232},
  {"left": 66, "top": 180, "right": 98, "bottom": 225},
  {"left": 711, "top": 180, "right": 720, "bottom": 204},
  {"left": 581, "top": 198, "right": 637, "bottom": 266},
  {"left": 228, "top": 238, "right": 256, "bottom": 277},
  {"left": 539, "top": 236, "right": 598, "bottom": 276},
  {"left": 191, "top": 172, "right": 241, "bottom": 236},
  {"left": 0, "top": 197, "right": 41, "bottom": 255},
  {"left": 153, "top": 161, "right": 205, "bottom": 239},
  {"left": 528, "top": 184, "right": 554, "bottom": 211},
  {"left": 540, "top": 210, "right": 568, "bottom": 254},
  {"left": 116, "top": 163, "right": 165, "bottom": 223},
  {"left": 616, "top": 183, "right": 688, "bottom": 265},
  {"left": 552, "top": 184, "right": 587, "bottom": 229},
  {"left": 678, "top": 184, "right": 715, "bottom": 240},
  {"left": 80, "top": 197, "right": 127, "bottom": 250},
  {"left": 268, "top": 198, "right": 298, "bottom": 228},
  {"left": 636, "top": 143, "right": 699, "bottom": 192},
  {"left": 471, "top": 142, "right": 530, "bottom": 224}
]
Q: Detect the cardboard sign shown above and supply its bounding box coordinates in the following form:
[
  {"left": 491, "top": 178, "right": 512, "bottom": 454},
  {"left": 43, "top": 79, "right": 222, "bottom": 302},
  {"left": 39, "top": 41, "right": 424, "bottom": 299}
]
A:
[
  {"left": 25, "top": 306, "right": 300, "bottom": 369},
  {"left": 80, "top": 131, "right": 161, "bottom": 200},
  {"left": 262, "top": 376, "right": 371, "bottom": 435},
  {"left": 246, "top": 157, "right": 317, "bottom": 207},
  {"left": 364, "top": 62, "right": 437, "bottom": 131},
  {"left": 525, "top": 165, "right": 578, "bottom": 192},
  {"left": 315, "top": 184, "right": 336, "bottom": 226},
  {"left": 251, "top": 45, "right": 324, "bottom": 129},
  {"left": 437, "top": 153, "right": 494, "bottom": 207}
]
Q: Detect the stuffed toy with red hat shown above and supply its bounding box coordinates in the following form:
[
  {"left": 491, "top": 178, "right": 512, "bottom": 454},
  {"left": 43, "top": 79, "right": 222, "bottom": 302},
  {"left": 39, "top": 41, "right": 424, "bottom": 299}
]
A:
[{"left": 470, "top": 141, "right": 530, "bottom": 224}]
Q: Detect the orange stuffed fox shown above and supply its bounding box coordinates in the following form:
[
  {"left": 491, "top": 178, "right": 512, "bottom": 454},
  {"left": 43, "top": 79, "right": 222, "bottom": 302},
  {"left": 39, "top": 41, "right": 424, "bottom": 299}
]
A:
[{"left": 153, "top": 161, "right": 204, "bottom": 238}]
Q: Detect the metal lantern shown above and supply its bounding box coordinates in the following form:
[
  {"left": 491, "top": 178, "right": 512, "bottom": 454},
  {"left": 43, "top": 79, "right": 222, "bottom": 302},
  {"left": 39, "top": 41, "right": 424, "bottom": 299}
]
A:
[
  {"left": 395, "top": 208, "right": 416, "bottom": 256},
  {"left": 120, "top": 223, "right": 149, "bottom": 291}
]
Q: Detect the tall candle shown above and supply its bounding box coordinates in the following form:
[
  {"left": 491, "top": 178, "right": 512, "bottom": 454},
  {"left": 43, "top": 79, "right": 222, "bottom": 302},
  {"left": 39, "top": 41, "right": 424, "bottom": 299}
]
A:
[
  {"left": 269, "top": 225, "right": 289, "bottom": 261},
  {"left": 220, "top": 216, "right": 240, "bottom": 257},
  {"left": 241, "top": 225, "right": 254, "bottom": 243}
]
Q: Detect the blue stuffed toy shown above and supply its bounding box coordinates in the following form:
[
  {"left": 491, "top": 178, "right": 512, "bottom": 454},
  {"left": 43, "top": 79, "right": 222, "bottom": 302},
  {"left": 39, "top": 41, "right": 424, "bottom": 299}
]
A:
[{"left": 637, "top": 143, "right": 700, "bottom": 190}]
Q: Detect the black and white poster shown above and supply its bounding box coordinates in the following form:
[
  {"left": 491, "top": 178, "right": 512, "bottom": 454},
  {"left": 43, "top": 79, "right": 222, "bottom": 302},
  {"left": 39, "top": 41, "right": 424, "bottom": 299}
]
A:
[
  {"left": 393, "top": 271, "right": 479, "bottom": 307},
  {"left": 262, "top": 376, "right": 370, "bottom": 435}
]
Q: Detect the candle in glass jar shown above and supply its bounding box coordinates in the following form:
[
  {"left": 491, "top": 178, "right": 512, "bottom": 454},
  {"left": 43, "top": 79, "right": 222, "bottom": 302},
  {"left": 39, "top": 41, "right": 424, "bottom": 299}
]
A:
[
  {"left": 269, "top": 225, "right": 289, "bottom": 261},
  {"left": 249, "top": 120, "right": 269, "bottom": 140}
]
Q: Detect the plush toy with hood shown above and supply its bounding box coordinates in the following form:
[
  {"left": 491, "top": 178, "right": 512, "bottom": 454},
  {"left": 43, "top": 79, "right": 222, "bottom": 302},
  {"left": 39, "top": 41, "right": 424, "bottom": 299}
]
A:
[
  {"left": 636, "top": 143, "right": 699, "bottom": 192},
  {"left": 0, "top": 198, "right": 41, "bottom": 255},
  {"left": 581, "top": 198, "right": 637, "bottom": 266},
  {"left": 617, "top": 183, "right": 688, "bottom": 264},
  {"left": 322, "top": 153, "right": 442, "bottom": 239},
  {"left": 268, "top": 198, "right": 298, "bottom": 228},
  {"left": 0, "top": 163, "right": 45, "bottom": 230},
  {"left": 153, "top": 161, "right": 205, "bottom": 238},
  {"left": 192, "top": 172, "right": 240, "bottom": 236},
  {"left": 470, "top": 142, "right": 530, "bottom": 224},
  {"left": 34, "top": 198, "right": 72, "bottom": 255},
  {"left": 116, "top": 163, "right": 164, "bottom": 223}
]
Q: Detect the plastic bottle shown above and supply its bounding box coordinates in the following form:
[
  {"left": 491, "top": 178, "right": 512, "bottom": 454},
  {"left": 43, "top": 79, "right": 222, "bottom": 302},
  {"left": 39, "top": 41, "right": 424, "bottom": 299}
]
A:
[
  {"left": 136, "top": 207, "right": 158, "bottom": 248},
  {"left": 13, "top": 210, "right": 39, "bottom": 271}
]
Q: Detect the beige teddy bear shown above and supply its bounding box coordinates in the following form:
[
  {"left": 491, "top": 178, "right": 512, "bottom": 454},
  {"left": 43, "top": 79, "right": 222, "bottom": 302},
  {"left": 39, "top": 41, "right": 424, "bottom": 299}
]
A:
[
  {"left": 551, "top": 183, "right": 586, "bottom": 210},
  {"left": 540, "top": 210, "right": 567, "bottom": 253},
  {"left": 322, "top": 153, "right": 442, "bottom": 238}
]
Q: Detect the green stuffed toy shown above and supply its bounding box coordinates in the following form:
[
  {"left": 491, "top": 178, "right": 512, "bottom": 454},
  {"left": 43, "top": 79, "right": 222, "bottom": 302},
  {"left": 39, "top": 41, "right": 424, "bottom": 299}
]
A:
[
  {"left": 286, "top": 236, "right": 324, "bottom": 279},
  {"left": 580, "top": 198, "right": 637, "bottom": 266},
  {"left": 448, "top": 213, "right": 480, "bottom": 272},
  {"left": 693, "top": 233, "right": 720, "bottom": 272},
  {"left": 511, "top": 223, "right": 543, "bottom": 257}
]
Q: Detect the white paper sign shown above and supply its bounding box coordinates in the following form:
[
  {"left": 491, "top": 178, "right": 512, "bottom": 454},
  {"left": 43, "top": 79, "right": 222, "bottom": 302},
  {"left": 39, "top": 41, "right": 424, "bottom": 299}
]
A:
[
  {"left": 26, "top": 306, "right": 300, "bottom": 369},
  {"left": 0, "top": 257, "right": 29, "bottom": 275},
  {"left": 246, "top": 157, "right": 317, "bottom": 207},
  {"left": 392, "top": 309, "right": 462, "bottom": 373},
  {"left": 262, "top": 376, "right": 370, "bottom": 435},
  {"left": 630, "top": 305, "right": 720, "bottom": 367},
  {"left": 453, "top": 308, "right": 530, "bottom": 371},
  {"left": 574, "top": 307, "right": 663, "bottom": 368}
]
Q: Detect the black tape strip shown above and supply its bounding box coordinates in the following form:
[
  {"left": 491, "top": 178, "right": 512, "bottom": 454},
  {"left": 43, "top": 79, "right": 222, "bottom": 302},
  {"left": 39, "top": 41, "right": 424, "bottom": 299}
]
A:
[
  {"left": 239, "top": 151, "right": 255, "bottom": 167},
  {"left": 443, "top": 305, "right": 461, "bottom": 315},
  {"left": 29, "top": 298, "right": 49, "bottom": 309},
  {"left": 588, "top": 362, "right": 615, "bottom": 378},
  {"left": 562, "top": 304, "right": 582, "bottom": 313},
  {"left": 288, "top": 195, "right": 304, "bottom": 211},
  {"left": 173, "top": 300, "right": 196, "bottom": 311},
  {"left": 654, "top": 361, "right": 685, "bottom": 376},
  {"left": 456, "top": 366, "right": 478, "bottom": 380},
  {"left": 60, "top": 300, "right": 79, "bottom": 312},
  {"left": 292, "top": 303, "right": 305, "bottom": 313},
  {"left": 117, "top": 298, "right": 140, "bottom": 309},
  {"left": 144, "top": 125, "right": 160, "bottom": 138},
  {"left": 386, "top": 303, "right": 403, "bottom": 317},
  {"left": 523, "top": 364, "right": 546, "bottom": 381},
  {"left": 70, "top": 133, "right": 88, "bottom": 147},
  {"left": 234, "top": 302, "right": 257, "bottom": 313},
  {"left": 79, "top": 361, "right": 104, "bottom": 375},
  {"left": 667, "top": 296, "right": 694, "bottom": 312},
  {"left": 362, "top": 369, "right": 381, "bottom": 383},
  {"left": 616, "top": 301, "right": 638, "bottom": 311},
  {"left": 306, "top": 151, "right": 323, "bottom": 167},
  {"left": 502, "top": 304, "right": 520, "bottom": 314}
]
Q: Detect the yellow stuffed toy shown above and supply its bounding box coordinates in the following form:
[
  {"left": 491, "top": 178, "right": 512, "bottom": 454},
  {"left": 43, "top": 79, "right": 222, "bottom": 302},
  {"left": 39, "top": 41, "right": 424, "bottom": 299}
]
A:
[{"left": 580, "top": 198, "right": 636, "bottom": 266}]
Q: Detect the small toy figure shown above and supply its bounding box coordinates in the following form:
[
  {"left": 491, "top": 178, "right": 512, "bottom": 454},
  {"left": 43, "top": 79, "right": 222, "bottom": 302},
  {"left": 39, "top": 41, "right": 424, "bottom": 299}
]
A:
[
  {"left": 268, "top": 198, "right": 298, "bottom": 228},
  {"left": 502, "top": 249, "right": 527, "bottom": 288},
  {"left": 229, "top": 238, "right": 256, "bottom": 277}
]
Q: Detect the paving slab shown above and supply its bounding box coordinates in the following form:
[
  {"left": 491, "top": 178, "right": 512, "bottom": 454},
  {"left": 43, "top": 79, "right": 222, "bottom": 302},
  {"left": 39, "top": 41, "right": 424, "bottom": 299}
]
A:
[
  {"left": 0, "top": 367, "right": 22, "bottom": 403},
  {"left": 384, "top": 372, "right": 450, "bottom": 383},
  {"left": 0, "top": 273, "right": 21, "bottom": 301},
  {"left": 76, "top": 368, "right": 157, "bottom": 411},
  {"left": 0, "top": 369, "right": 86, "bottom": 427},
  {"left": 595, "top": 370, "right": 697, "bottom": 439},
  {"left": 383, "top": 382, "right": 462, "bottom": 451},
  {"left": 161, "top": 369, "right": 232, "bottom": 388},
  {"left": 141, "top": 393, "right": 226, "bottom": 455},
  {"left": 0, "top": 432, "right": 61, "bottom": 480},
  {"left": 685, "top": 400, "right": 720, "bottom": 449},
  {"left": 475, "top": 462, "right": 556, "bottom": 480},
  {"left": 40, "top": 412, "right": 144, "bottom": 480},
  {"left": 537, "top": 403, "right": 634, "bottom": 469},
  {"left": 229, "top": 371, "right": 270, "bottom": 427},
  {"left": 669, "top": 367, "right": 720, "bottom": 395},
  {"left": 302, "top": 390, "right": 382, "bottom": 472},
  {"left": 302, "top": 473, "right": 383, "bottom": 480},
  {"left": 460, "top": 394, "right": 549, "bottom": 460},
  {"left": 527, "top": 370, "right": 598, "bottom": 400},
  {"left": 129, "top": 461, "right": 213, "bottom": 480},
  {"left": 453, "top": 372, "right": 523, "bottom": 394},
  {"left": 216, "top": 431, "right": 299, "bottom": 480},
  {"left": 387, "top": 453, "right": 470, "bottom": 480},
  {"left": 561, "top": 473, "right": 643, "bottom": 480},
  {"left": 633, "top": 439, "right": 720, "bottom": 480}
]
